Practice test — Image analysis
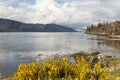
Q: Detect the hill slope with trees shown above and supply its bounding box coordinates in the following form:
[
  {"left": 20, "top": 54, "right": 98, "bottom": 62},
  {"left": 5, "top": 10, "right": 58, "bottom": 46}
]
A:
[{"left": 86, "top": 21, "right": 120, "bottom": 35}]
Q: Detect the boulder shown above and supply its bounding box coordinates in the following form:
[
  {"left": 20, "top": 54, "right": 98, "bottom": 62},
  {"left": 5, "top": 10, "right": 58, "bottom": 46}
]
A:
[{"left": 71, "top": 51, "right": 108, "bottom": 67}]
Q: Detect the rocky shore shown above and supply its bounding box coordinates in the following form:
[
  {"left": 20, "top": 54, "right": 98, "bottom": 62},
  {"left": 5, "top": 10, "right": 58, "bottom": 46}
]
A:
[
  {"left": 107, "top": 35, "right": 120, "bottom": 40},
  {"left": 77, "top": 51, "right": 120, "bottom": 69},
  {"left": 35, "top": 51, "right": 120, "bottom": 71},
  {"left": 1, "top": 51, "right": 120, "bottom": 79}
]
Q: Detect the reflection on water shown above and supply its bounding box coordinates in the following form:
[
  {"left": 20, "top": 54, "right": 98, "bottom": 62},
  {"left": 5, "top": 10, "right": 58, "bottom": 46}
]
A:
[
  {"left": 91, "top": 36, "right": 120, "bottom": 56},
  {"left": 100, "top": 40, "right": 120, "bottom": 53},
  {"left": 0, "top": 32, "right": 120, "bottom": 77}
]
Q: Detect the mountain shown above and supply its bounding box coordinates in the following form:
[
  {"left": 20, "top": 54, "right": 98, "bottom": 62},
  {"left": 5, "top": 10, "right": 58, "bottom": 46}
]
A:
[
  {"left": 0, "top": 18, "right": 76, "bottom": 32},
  {"left": 86, "top": 21, "right": 120, "bottom": 35},
  {"left": 74, "top": 28, "right": 85, "bottom": 32}
]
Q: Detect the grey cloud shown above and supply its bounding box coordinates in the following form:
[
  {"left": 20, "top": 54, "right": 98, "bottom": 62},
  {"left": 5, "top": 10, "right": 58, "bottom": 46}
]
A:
[{"left": 0, "top": 0, "right": 120, "bottom": 27}]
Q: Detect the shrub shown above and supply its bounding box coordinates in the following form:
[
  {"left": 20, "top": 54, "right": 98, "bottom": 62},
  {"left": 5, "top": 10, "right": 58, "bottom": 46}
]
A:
[{"left": 13, "top": 57, "right": 109, "bottom": 80}]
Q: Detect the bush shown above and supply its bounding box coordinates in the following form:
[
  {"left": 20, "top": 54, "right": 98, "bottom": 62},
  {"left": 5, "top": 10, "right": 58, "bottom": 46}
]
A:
[{"left": 13, "top": 57, "right": 109, "bottom": 80}]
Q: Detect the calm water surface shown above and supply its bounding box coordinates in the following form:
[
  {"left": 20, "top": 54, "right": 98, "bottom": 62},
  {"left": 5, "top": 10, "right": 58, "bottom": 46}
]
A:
[{"left": 0, "top": 32, "right": 120, "bottom": 77}]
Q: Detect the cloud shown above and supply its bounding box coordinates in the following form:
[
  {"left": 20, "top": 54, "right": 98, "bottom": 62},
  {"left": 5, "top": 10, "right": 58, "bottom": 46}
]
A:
[{"left": 0, "top": 0, "right": 120, "bottom": 27}]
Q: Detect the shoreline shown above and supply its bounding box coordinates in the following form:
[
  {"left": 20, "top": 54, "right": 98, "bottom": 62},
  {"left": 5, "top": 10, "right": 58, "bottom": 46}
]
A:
[
  {"left": 86, "top": 32, "right": 120, "bottom": 40},
  {"left": 107, "top": 35, "right": 120, "bottom": 40},
  {"left": 86, "top": 32, "right": 109, "bottom": 36}
]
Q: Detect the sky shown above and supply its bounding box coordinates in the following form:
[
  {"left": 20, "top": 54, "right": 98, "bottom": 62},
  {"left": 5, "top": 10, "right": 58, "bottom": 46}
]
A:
[{"left": 0, "top": 0, "right": 120, "bottom": 28}]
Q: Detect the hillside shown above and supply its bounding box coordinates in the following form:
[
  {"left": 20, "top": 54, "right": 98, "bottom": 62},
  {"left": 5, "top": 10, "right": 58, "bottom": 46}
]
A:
[
  {"left": 86, "top": 21, "right": 120, "bottom": 35},
  {"left": 0, "top": 18, "right": 76, "bottom": 32}
]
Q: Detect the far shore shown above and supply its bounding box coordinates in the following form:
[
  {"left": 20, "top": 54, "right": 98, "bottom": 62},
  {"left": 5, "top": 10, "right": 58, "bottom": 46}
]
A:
[
  {"left": 86, "top": 32, "right": 120, "bottom": 40},
  {"left": 86, "top": 32, "right": 109, "bottom": 36}
]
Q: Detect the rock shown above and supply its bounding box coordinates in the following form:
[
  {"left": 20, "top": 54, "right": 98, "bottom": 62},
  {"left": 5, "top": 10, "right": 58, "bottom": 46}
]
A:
[
  {"left": 106, "top": 55, "right": 112, "bottom": 58},
  {"left": 92, "top": 53, "right": 108, "bottom": 67},
  {"left": 71, "top": 51, "right": 90, "bottom": 58},
  {"left": 71, "top": 51, "right": 108, "bottom": 67},
  {"left": 37, "top": 53, "right": 43, "bottom": 57},
  {"left": 69, "top": 57, "right": 76, "bottom": 64},
  {"left": 101, "top": 59, "right": 108, "bottom": 67},
  {"left": 71, "top": 51, "right": 91, "bottom": 61},
  {"left": 91, "top": 52, "right": 100, "bottom": 57},
  {"left": 19, "top": 56, "right": 32, "bottom": 61}
]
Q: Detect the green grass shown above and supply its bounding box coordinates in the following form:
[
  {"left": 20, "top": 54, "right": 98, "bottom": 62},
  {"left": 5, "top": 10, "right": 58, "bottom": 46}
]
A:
[
  {"left": 109, "top": 70, "right": 120, "bottom": 80},
  {"left": 106, "top": 58, "right": 120, "bottom": 80}
]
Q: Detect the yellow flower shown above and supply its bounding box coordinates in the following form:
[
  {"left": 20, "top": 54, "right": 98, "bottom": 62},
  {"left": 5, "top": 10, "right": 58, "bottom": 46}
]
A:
[
  {"left": 115, "top": 77, "right": 120, "bottom": 80},
  {"left": 12, "top": 57, "right": 110, "bottom": 80}
]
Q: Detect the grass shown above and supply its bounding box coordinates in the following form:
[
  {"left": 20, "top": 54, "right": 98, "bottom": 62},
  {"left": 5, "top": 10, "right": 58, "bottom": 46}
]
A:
[
  {"left": 106, "top": 58, "right": 120, "bottom": 80},
  {"left": 106, "top": 58, "right": 120, "bottom": 66},
  {"left": 109, "top": 70, "right": 120, "bottom": 80}
]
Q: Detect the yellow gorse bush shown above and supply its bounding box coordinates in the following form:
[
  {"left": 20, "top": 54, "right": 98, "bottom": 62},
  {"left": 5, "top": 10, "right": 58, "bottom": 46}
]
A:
[
  {"left": 90, "top": 60, "right": 109, "bottom": 80},
  {"left": 115, "top": 77, "right": 120, "bottom": 80},
  {"left": 13, "top": 57, "right": 109, "bottom": 80}
]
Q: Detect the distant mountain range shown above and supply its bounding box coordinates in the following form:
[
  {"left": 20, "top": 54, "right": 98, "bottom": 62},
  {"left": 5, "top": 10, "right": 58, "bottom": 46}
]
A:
[{"left": 0, "top": 18, "right": 76, "bottom": 32}]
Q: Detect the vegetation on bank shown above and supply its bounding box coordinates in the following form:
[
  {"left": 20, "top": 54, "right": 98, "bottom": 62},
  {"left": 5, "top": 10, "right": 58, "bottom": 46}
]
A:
[
  {"left": 86, "top": 21, "right": 120, "bottom": 35},
  {"left": 8, "top": 57, "right": 110, "bottom": 80},
  {"left": 3, "top": 54, "right": 120, "bottom": 80}
]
